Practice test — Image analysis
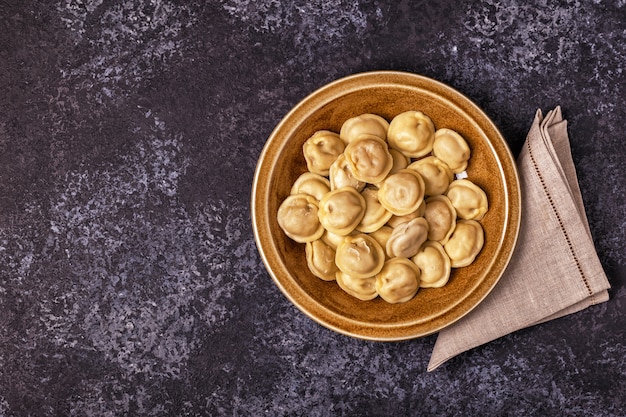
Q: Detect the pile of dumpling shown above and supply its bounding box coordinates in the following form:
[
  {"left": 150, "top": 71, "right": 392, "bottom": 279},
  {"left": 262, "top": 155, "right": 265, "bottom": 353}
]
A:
[{"left": 277, "top": 111, "right": 488, "bottom": 304}]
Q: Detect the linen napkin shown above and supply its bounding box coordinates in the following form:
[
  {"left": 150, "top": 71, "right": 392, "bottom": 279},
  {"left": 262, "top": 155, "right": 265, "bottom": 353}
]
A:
[{"left": 427, "top": 106, "right": 611, "bottom": 371}]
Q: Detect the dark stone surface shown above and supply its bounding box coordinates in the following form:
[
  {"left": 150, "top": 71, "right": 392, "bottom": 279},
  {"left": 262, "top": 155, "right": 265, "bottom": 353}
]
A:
[{"left": 1, "top": 0, "right": 624, "bottom": 415}]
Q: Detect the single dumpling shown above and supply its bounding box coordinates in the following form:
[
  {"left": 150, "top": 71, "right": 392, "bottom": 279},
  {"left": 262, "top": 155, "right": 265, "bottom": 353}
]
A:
[
  {"left": 408, "top": 156, "right": 454, "bottom": 196},
  {"left": 432, "top": 128, "right": 470, "bottom": 173},
  {"left": 290, "top": 172, "right": 331, "bottom": 201},
  {"left": 375, "top": 257, "right": 421, "bottom": 303},
  {"left": 386, "top": 217, "right": 429, "bottom": 258},
  {"left": 343, "top": 134, "right": 393, "bottom": 184},
  {"left": 378, "top": 169, "right": 425, "bottom": 216},
  {"left": 336, "top": 271, "right": 378, "bottom": 301},
  {"left": 305, "top": 239, "right": 338, "bottom": 281},
  {"left": 446, "top": 179, "right": 489, "bottom": 221},
  {"left": 321, "top": 229, "right": 346, "bottom": 250},
  {"left": 302, "top": 130, "right": 346, "bottom": 176},
  {"left": 412, "top": 241, "right": 451, "bottom": 288},
  {"left": 368, "top": 226, "right": 393, "bottom": 259},
  {"left": 443, "top": 219, "right": 485, "bottom": 267},
  {"left": 328, "top": 153, "right": 366, "bottom": 191},
  {"left": 387, "top": 110, "right": 436, "bottom": 158},
  {"left": 423, "top": 195, "right": 457, "bottom": 244},
  {"left": 356, "top": 187, "right": 393, "bottom": 233},
  {"left": 388, "top": 148, "right": 410, "bottom": 175},
  {"left": 277, "top": 194, "right": 325, "bottom": 243},
  {"left": 386, "top": 201, "right": 426, "bottom": 228},
  {"left": 318, "top": 187, "right": 366, "bottom": 235},
  {"left": 335, "top": 234, "right": 385, "bottom": 279},
  {"left": 339, "top": 113, "right": 389, "bottom": 144}
]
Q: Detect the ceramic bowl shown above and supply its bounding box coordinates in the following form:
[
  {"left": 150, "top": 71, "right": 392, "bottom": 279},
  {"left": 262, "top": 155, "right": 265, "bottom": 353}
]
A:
[{"left": 251, "top": 71, "right": 521, "bottom": 340}]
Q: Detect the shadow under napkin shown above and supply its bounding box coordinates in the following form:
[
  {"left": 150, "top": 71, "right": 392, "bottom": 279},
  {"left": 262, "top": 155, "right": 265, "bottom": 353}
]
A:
[{"left": 428, "top": 107, "right": 611, "bottom": 372}]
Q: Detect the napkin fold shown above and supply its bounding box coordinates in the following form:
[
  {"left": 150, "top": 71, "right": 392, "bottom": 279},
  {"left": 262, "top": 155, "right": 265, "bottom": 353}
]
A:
[{"left": 428, "top": 106, "right": 611, "bottom": 371}]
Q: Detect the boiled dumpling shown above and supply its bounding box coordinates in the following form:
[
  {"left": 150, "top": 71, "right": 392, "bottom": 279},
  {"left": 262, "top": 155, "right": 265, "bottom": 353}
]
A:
[
  {"left": 368, "top": 226, "right": 393, "bottom": 259},
  {"left": 387, "top": 110, "right": 436, "bottom": 158},
  {"left": 389, "top": 148, "right": 410, "bottom": 175},
  {"left": 408, "top": 156, "right": 453, "bottom": 196},
  {"left": 378, "top": 169, "right": 425, "bottom": 216},
  {"left": 328, "top": 153, "right": 366, "bottom": 191},
  {"left": 290, "top": 172, "right": 331, "bottom": 201},
  {"left": 318, "top": 187, "right": 366, "bottom": 236},
  {"left": 386, "top": 201, "right": 426, "bottom": 228},
  {"left": 335, "top": 234, "right": 385, "bottom": 279},
  {"left": 336, "top": 271, "right": 378, "bottom": 301},
  {"left": 343, "top": 134, "right": 393, "bottom": 184},
  {"left": 412, "top": 241, "right": 451, "bottom": 288},
  {"left": 432, "top": 128, "right": 470, "bottom": 173},
  {"left": 302, "top": 130, "right": 345, "bottom": 176},
  {"left": 356, "top": 187, "right": 393, "bottom": 233},
  {"left": 443, "top": 219, "right": 485, "bottom": 267},
  {"left": 339, "top": 113, "right": 389, "bottom": 144},
  {"left": 305, "top": 239, "right": 338, "bottom": 281},
  {"left": 277, "top": 194, "right": 325, "bottom": 243},
  {"left": 446, "top": 179, "right": 489, "bottom": 221},
  {"left": 321, "top": 229, "right": 346, "bottom": 250},
  {"left": 423, "top": 195, "right": 457, "bottom": 244},
  {"left": 375, "top": 257, "right": 421, "bottom": 303},
  {"left": 386, "top": 217, "right": 429, "bottom": 258}
]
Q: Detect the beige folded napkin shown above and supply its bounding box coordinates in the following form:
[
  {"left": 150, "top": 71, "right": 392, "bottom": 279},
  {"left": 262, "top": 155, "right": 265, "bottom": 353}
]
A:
[{"left": 428, "top": 106, "right": 611, "bottom": 371}]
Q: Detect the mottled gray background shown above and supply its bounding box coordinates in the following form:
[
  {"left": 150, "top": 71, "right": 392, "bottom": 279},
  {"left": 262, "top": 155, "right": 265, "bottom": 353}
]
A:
[{"left": 1, "top": 0, "right": 625, "bottom": 416}]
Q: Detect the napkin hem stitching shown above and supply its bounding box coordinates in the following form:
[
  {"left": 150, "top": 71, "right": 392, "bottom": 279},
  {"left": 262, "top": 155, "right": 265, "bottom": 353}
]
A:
[{"left": 526, "top": 138, "right": 594, "bottom": 301}]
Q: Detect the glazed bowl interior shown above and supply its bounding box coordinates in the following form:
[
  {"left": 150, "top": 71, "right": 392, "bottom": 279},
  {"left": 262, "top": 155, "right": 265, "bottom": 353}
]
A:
[{"left": 252, "top": 71, "right": 521, "bottom": 341}]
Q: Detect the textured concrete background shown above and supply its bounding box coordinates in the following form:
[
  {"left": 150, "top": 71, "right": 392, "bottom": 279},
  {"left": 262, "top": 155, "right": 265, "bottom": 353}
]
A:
[{"left": 1, "top": 0, "right": 625, "bottom": 415}]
